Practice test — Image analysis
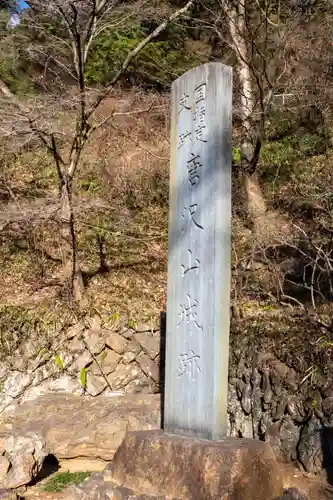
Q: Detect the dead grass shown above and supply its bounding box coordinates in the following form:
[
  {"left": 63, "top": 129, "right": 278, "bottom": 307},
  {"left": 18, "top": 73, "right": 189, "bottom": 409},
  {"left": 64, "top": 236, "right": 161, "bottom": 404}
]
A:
[
  {"left": 1, "top": 87, "right": 333, "bottom": 344},
  {"left": 0, "top": 90, "right": 170, "bottom": 327}
]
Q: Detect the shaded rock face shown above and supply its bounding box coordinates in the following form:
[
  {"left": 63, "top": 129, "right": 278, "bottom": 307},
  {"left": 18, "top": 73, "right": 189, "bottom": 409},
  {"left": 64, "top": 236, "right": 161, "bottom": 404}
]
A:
[
  {"left": 275, "top": 488, "right": 308, "bottom": 500},
  {"left": 227, "top": 319, "right": 333, "bottom": 478},
  {"left": 0, "top": 432, "right": 47, "bottom": 489},
  {"left": 0, "top": 490, "right": 18, "bottom": 500}
]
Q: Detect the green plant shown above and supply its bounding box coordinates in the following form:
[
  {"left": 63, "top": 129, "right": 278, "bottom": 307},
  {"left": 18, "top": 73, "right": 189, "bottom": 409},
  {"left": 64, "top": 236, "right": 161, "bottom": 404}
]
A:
[
  {"left": 232, "top": 146, "right": 241, "bottom": 164},
  {"left": 78, "top": 172, "right": 102, "bottom": 195},
  {"left": 79, "top": 367, "right": 87, "bottom": 390},
  {"left": 43, "top": 472, "right": 91, "bottom": 492},
  {"left": 55, "top": 355, "right": 64, "bottom": 371},
  {"left": 127, "top": 318, "right": 137, "bottom": 330}
]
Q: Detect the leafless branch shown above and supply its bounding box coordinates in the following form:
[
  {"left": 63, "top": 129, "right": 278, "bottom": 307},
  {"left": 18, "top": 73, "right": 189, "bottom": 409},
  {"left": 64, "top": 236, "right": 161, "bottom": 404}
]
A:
[{"left": 89, "top": 0, "right": 197, "bottom": 116}]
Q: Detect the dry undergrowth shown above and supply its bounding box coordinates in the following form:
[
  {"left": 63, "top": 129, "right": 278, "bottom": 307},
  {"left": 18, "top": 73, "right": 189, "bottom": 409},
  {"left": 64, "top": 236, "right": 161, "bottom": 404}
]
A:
[
  {"left": 0, "top": 90, "right": 170, "bottom": 325},
  {"left": 1, "top": 88, "right": 333, "bottom": 348}
]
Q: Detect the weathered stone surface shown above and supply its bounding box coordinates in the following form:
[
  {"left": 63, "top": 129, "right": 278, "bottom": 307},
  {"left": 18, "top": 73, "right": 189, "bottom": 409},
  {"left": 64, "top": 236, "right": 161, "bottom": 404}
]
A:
[
  {"left": 83, "top": 330, "right": 105, "bottom": 355},
  {"left": 0, "top": 364, "right": 8, "bottom": 381},
  {"left": 0, "top": 395, "right": 14, "bottom": 414},
  {"left": 18, "top": 339, "right": 40, "bottom": 360},
  {"left": 69, "top": 351, "right": 93, "bottom": 373},
  {"left": 66, "top": 322, "right": 85, "bottom": 340},
  {"left": 298, "top": 415, "right": 323, "bottom": 474},
  {"left": 86, "top": 373, "right": 107, "bottom": 396},
  {"left": 227, "top": 340, "right": 333, "bottom": 476},
  {"left": 38, "top": 462, "right": 333, "bottom": 500},
  {"left": 4, "top": 372, "right": 32, "bottom": 398},
  {"left": 68, "top": 337, "right": 85, "bottom": 353},
  {"left": 125, "top": 339, "right": 142, "bottom": 356},
  {"left": 321, "top": 396, "right": 333, "bottom": 426},
  {"left": 135, "top": 322, "right": 154, "bottom": 333},
  {"left": 0, "top": 394, "right": 160, "bottom": 462},
  {"left": 125, "top": 373, "right": 158, "bottom": 395},
  {"left": 0, "top": 455, "right": 10, "bottom": 482},
  {"left": 135, "top": 334, "right": 159, "bottom": 360},
  {"left": 65, "top": 472, "right": 166, "bottom": 500},
  {"left": 20, "top": 375, "right": 81, "bottom": 404},
  {"left": 277, "top": 488, "right": 308, "bottom": 499},
  {"left": 2, "top": 433, "right": 47, "bottom": 488},
  {"left": 122, "top": 351, "right": 137, "bottom": 364},
  {"left": 91, "top": 349, "right": 120, "bottom": 376},
  {"left": 29, "top": 350, "right": 53, "bottom": 372},
  {"left": 0, "top": 490, "right": 19, "bottom": 500},
  {"left": 65, "top": 478, "right": 173, "bottom": 500},
  {"left": 32, "top": 364, "right": 56, "bottom": 386},
  {"left": 109, "top": 431, "right": 283, "bottom": 499},
  {"left": 8, "top": 354, "right": 27, "bottom": 372},
  {"left": 0, "top": 437, "right": 5, "bottom": 455},
  {"left": 105, "top": 333, "right": 128, "bottom": 355},
  {"left": 88, "top": 315, "right": 102, "bottom": 331},
  {"left": 107, "top": 364, "right": 141, "bottom": 391},
  {"left": 122, "top": 329, "right": 134, "bottom": 340},
  {"left": 136, "top": 352, "right": 159, "bottom": 383},
  {"left": 281, "top": 463, "right": 333, "bottom": 500}
]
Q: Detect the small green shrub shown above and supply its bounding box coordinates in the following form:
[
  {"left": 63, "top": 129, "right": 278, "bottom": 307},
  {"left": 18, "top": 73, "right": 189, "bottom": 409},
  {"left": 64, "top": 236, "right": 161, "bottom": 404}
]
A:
[
  {"left": 259, "top": 131, "right": 331, "bottom": 191},
  {"left": 232, "top": 146, "right": 241, "bottom": 164},
  {"left": 77, "top": 172, "right": 102, "bottom": 195},
  {"left": 260, "top": 137, "right": 296, "bottom": 167},
  {"left": 43, "top": 471, "right": 91, "bottom": 492}
]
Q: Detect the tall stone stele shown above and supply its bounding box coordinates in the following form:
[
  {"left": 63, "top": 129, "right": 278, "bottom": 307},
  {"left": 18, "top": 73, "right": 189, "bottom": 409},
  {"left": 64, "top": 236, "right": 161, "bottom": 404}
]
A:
[{"left": 164, "top": 62, "right": 232, "bottom": 440}]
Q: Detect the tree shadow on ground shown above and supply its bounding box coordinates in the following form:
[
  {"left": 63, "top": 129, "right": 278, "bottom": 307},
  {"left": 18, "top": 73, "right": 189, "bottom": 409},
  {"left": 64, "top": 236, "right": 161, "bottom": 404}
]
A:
[{"left": 82, "top": 256, "right": 166, "bottom": 286}]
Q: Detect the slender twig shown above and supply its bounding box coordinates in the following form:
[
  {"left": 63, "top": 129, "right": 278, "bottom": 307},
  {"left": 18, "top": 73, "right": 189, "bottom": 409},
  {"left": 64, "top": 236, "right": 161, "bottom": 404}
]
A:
[
  {"left": 76, "top": 219, "right": 167, "bottom": 241},
  {"left": 109, "top": 122, "right": 169, "bottom": 160}
]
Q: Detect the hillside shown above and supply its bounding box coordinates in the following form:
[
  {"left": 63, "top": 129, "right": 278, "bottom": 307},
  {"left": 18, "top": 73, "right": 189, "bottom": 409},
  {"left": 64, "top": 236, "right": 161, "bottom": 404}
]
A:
[
  {"left": 1, "top": 1, "right": 333, "bottom": 495},
  {"left": 0, "top": 0, "right": 332, "bottom": 363}
]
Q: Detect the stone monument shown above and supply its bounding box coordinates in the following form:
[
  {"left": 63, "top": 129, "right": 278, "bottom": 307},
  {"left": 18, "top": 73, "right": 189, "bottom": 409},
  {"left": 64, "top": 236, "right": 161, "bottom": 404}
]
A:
[
  {"left": 164, "top": 61, "right": 232, "bottom": 441},
  {"left": 106, "top": 63, "right": 284, "bottom": 499}
]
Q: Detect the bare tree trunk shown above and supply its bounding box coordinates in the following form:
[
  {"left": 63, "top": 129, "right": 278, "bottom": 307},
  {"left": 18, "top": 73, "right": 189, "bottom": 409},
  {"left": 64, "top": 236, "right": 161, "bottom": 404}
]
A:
[
  {"left": 59, "top": 177, "right": 85, "bottom": 303},
  {"left": 1, "top": 0, "right": 199, "bottom": 305},
  {"left": 227, "top": 1, "right": 268, "bottom": 223}
]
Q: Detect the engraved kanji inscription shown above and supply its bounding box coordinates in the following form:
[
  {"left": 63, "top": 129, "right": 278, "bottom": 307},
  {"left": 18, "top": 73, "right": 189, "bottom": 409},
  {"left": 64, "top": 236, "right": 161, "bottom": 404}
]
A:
[
  {"left": 181, "top": 249, "right": 200, "bottom": 277},
  {"left": 194, "top": 83, "right": 206, "bottom": 104},
  {"left": 181, "top": 204, "right": 203, "bottom": 233},
  {"left": 195, "top": 123, "right": 207, "bottom": 142},
  {"left": 178, "top": 93, "right": 191, "bottom": 114},
  {"left": 177, "top": 294, "right": 203, "bottom": 331},
  {"left": 193, "top": 104, "right": 206, "bottom": 123},
  {"left": 186, "top": 153, "right": 202, "bottom": 185},
  {"left": 178, "top": 131, "right": 192, "bottom": 150},
  {"left": 177, "top": 350, "right": 201, "bottom": 380}
]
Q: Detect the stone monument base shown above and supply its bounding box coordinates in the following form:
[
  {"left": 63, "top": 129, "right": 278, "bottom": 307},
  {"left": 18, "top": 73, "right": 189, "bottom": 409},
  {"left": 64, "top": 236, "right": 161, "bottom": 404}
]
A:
[{"left": 105, "top": 430, "right": 284, "bottom": 500}]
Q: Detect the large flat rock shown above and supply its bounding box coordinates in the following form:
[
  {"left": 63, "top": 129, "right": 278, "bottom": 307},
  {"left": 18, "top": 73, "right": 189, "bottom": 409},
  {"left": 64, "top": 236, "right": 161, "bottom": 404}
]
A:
[
  {"left": 108, "top": 430, "right": 283, "bottom": 499},
  {"left": 0, "top": 393, "right": 160, "bottom": 462}
]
